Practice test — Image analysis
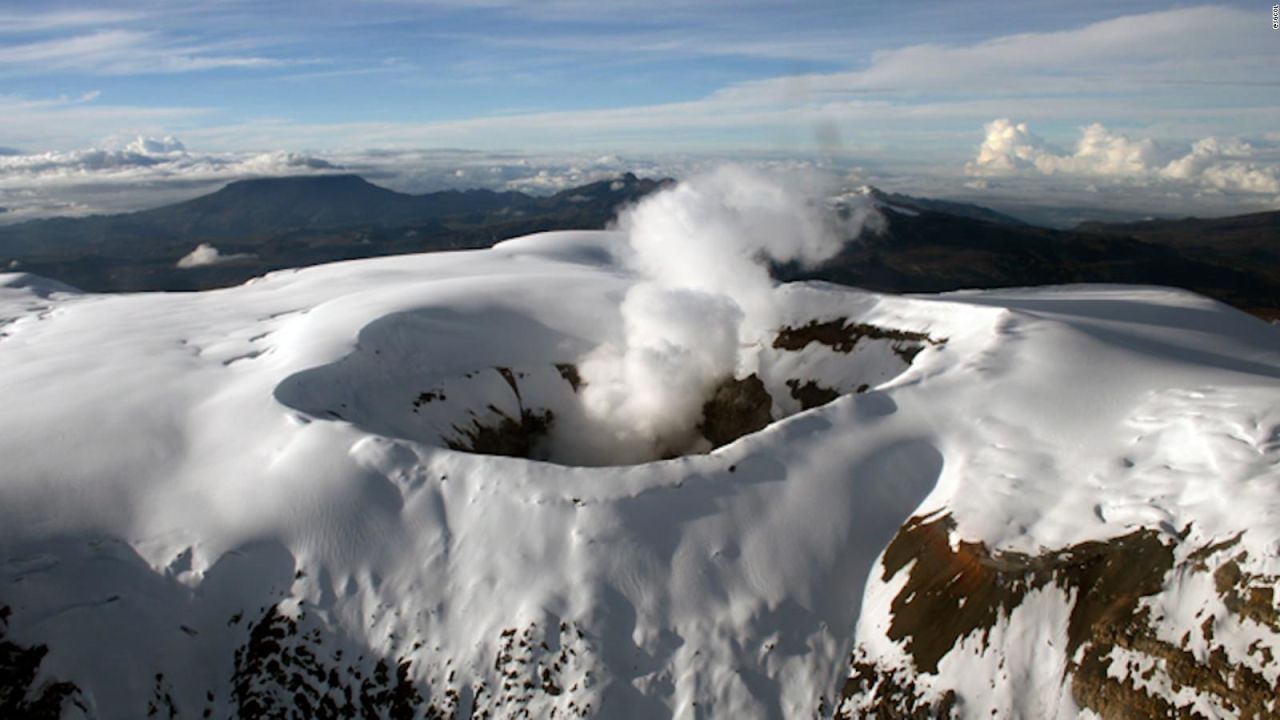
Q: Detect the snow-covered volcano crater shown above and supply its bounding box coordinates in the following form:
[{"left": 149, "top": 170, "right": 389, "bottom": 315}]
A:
[
  {"left": 271, "top": 257, "right": 942, "bottom": 467},
  {"left": 2, "top": 229, "right": 1279, "bottom": 719}
]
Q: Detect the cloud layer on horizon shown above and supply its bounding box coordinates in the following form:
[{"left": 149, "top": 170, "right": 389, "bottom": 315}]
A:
[
  {"left": 1, "top": 125, "right": 1278, "bottom": 229},
  {"left": 967, "top": 119, "right": 1280, "bottom": 197},
  {"left": 0, "top": 137, "right": 345, "bottom": 221},
  {"left": 0, "top": 139, "right": 718, "bottom": 221}
]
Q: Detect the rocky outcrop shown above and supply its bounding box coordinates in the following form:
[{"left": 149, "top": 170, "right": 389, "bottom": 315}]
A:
[{"left": 838, "top": 513, "right": 1280, "bottom": 719}]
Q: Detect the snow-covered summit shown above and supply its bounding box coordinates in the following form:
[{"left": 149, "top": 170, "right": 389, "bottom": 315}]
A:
[{"left": 0, "top": 228, "right": 1277, "bottom": 718}]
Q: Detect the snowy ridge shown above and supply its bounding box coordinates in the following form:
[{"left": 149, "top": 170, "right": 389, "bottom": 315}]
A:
[{"left": 1, "top": 231, "right": 1278, "bottom": 718}]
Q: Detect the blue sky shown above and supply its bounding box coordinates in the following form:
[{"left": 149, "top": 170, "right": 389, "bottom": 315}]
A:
[
  {"left": 0, "top": 1, "right": 1278, "bottom": 222},
  {"left": 0, "top": 1, "right": 1273, "bottom": 151}
]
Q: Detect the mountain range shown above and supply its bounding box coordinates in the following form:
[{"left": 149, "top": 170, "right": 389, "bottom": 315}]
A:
[
  {"left": 0, "top": 174, "right": 1276, "bottom": 320},
  {"left": 0, "top": 173, "right": 669, "bottom": 292},
  {"left": 787, "top": 192, "right": 1280, "bottom": 320}
]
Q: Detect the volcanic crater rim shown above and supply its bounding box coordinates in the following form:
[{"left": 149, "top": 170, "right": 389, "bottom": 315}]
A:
[{"left": 274, "top": 314, "right": 943, "bottom": 467}]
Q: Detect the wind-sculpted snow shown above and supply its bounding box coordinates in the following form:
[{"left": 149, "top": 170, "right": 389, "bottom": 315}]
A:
[{"left": 0, "top": 231, "right": 1278, "bottom": 718}]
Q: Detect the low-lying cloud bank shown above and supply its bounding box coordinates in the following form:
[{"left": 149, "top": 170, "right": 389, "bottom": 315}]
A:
[
  {"left": 967, "top": 119, "right": 1280, "bottom": 196},
  {"left": 0, "top": 138, "right": 848, "bottom": 223},
  {"left": 0, "top": 136, "right": 345, "bottom": 222},
  {"left": 0, "top": 136, "right": 337, "bottom": 181},
  {"left": 2, "top": 124, "right": 1278, "bottom": 228}
]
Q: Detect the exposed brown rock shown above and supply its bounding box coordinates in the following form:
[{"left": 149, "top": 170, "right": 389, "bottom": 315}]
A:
[
  {"left": 698, "top": 374, "right": 773, "bottom": 449},
  {"left": 839, "top": 516, "right": 1280, "bottom": 719},
  {"left": 773, "top": 318, "right": 942, "bottom": 358},
  {"left": 1215, "top": 553, "right": 1280, "bottom": 633}
]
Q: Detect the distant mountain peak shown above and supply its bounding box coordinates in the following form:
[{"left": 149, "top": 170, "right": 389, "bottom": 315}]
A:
[
  {"left": 858, "top": 186, "right": 1030, "bottom": 227},
  {"left": 217, "top": 173, "right": 374, "bottom": 191}
]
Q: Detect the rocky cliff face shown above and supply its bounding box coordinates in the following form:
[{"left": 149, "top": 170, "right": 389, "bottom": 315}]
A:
[{"left": 838, "top": 514, "right": 1280, "bottom": 718}]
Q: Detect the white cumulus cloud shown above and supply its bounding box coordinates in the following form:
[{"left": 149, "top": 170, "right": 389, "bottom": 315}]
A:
[
  {"left": 1160, "top": 137, "right": 1280, "bottom": 194},
  {"left": 123, "top": 136, "right": 186, "bottom": 155},
  {"left": 1037, "top": 124, "right": 1158, "bottom": 177},
  {"left": 968, "top": 119, "right": 1053, "bottom": 174},
  {"left": 967, "top": 119, "right": 1280, "bottom": 196}
]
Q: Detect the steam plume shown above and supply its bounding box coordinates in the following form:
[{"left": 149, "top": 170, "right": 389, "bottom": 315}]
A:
[{"left": 561, "top": 165, "right": 882, "bottom": 464}]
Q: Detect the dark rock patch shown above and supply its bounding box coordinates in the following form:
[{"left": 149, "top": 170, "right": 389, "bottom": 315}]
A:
[
  {"left": 1214, "top": 552, "right": 1280, "bottom": 634},
  {"left": 231, "top": 604, "right": 426, "bottom": 720},
  {"left": 443, "top": 367, "right": 555, "bottom": 460},
  {"left": 229, "top": 605, "right": 599, "bottom": 719},
  {"left": 773, "top": 318, "right": 942, "bottom": 357},
  {"left": 554, "top": 363, "right": 583, "bottom": 393},
  {"left": 699, "top": 374, "right": 773, "bottom": 449},
  {"left": 485, "top": 622, "right": 593, "bottom": 717},
  {"left": 412, "top": 390, "right": 446, "bottom": 410},
  {"left": 495, "top": 367, "right": 522, "bottom": 403},
  {"left": 837, "top": 654, "right": 958, "bottom": 719},
  {"left": 0, "top": 605, "right": 83, "bottom": 719},
  {"left": 147, "top": 673, "right": 178, "bottom": 719},
  {"left": 446, "top": 407, "right": 554, "bottom": 459},
  {"left": 785, "top": 378, "right": 840, "bottom": 410},
  {"left": 0, "top": 605, "right": 84, "bottom": 719}
]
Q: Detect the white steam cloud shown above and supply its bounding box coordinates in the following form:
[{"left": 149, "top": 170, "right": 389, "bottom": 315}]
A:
[{"left": 564, "top": 165, "right": 881, "bottom": 464}]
